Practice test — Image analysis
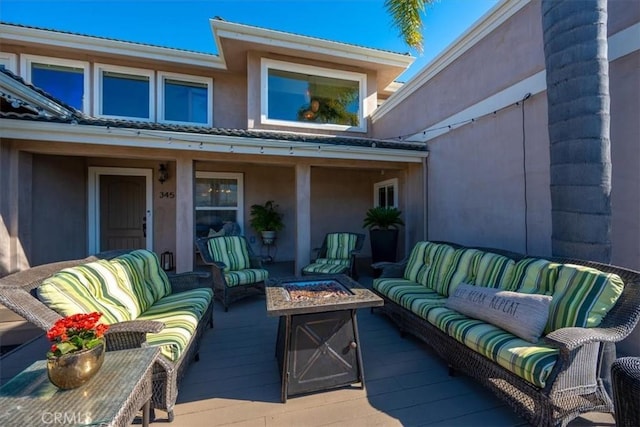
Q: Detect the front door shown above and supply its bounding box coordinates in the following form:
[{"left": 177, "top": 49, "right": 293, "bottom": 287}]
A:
[
  {"left": 100, "top": 175, "right": 146, "bottom": 251},
  {"left": 88, "top": 167, "right": 153, "bottom": 254}
]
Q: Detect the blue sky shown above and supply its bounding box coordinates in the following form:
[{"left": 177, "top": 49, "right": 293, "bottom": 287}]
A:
[{"left": 0, "top": 0, "right": 499, "bottom": 82}]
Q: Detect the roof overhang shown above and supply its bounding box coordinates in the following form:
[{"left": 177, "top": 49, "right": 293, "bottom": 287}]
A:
[
  {"left": 0, "top": 23, "right": 225, "bottom": 70},
  {"left": 0, "top": 70, "right": 75, "bottom": 119},
  {"left": 1, "top": 119, "right": 427, "bottom": 163},
  {"left": 211, "top": 19, "right": 414, "bottom": 93}
]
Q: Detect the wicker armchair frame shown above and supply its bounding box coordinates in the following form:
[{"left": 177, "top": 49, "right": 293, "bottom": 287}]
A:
[
  {"left": 372, "top": 243, "right": 640, "bottom": 427},
  {"left": 301, "top": 232, "right": 365, "bottom": 279},
  {"left": 0, "top": 251, "right": 214, "bottom": 423},
  {"left": 611, "top": 357, "right": 640, "bottom": 426},
  {"left": 195, "top": 235, "right": 266, "bottom": 312}
]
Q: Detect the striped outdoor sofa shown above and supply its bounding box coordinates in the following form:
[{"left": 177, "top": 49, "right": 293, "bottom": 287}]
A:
[
  {"left": 371, "top": 241, "right": 640, "bottom": 427},
  {"left": 0, "top": 249, "right": 214, "bottom": 422}
]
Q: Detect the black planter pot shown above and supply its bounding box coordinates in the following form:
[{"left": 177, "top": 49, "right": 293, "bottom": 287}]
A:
[{"left": 369, "top": 229, "right": 399, "bottom": 264}]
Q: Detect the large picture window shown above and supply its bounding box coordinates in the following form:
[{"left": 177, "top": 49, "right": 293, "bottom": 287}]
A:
[
  {"left": 158, "top": 72, "right": 212, "bottom": 126},
  {"left": 261, "top": 59, "right": 367, "bottom": 132},
  {"left": 195, "top": 172, "right": 244, "bottom": 239},
  {"left": 21, "top": 55, "right": 89, "bottom": 112},
  {"left": 94, "top": 64, "right": 154, "bottom": 120}
]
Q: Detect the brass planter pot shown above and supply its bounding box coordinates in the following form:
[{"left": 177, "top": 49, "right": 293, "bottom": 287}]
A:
[{"left": 47, "top": 341, "right": 105, "bottom": 389}]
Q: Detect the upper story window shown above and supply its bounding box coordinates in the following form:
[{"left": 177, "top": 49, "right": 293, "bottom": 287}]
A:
[
  {"left": 20, "top": 55, "right": 89, "bottom": 112},
  {"left": 158, "top": 72, "right": 212, "bottom": 126},
  {"left": 94, "top": 64, "right": 154, "bottom": 121},
  {"left": 0, "top": 52, "right": 17, "bottom": 73},
  {"left": 261, "top": 59, "right": 367, "bottom": 133}
]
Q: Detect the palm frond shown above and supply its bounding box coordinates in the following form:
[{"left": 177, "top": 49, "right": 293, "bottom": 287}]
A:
[{"left": 385, "top": 0, "right": 434, "bottom": 53}]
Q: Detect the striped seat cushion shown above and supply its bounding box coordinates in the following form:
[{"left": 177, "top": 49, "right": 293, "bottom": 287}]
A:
[
  {"left": 224, "top": 269, "right": 269, "bottom": 287},
  {"left": 545, "top": 264, "right": 625, "bottom": 333},
  {"left": 428, "top": 306, "right": 558, "bottom": 388},
  {"left": 302, "top": 258, "right": 349, "bottom": 275},
  {"left": 207, "top": 236, "right": 251, "bottom": 272},
  {"left": 438, "top": 248, "right": 484, "bottom": 296},
  {"left": 111, "top": 249, "right": 172, "bottom": 308},
  {"left": 37, "top": 260, "right": 133, "bottom": 323},
  {"left": 373, "top": 278, "right": 445, "bottom": 316},
  {"left": 474, "top": 252, "right": 516, "bottom": 290},
  {"left": 325, "top": 233, "right": 358, "bottom": 260},
  {"left": 138, "top": 288, "right": 213, "bottom": 361},
  {"left": 510, "top": 258, "right": 560, "bottom": 295},
  {"left": 315, "top": 258, "right": 350, "bottom": 266},
  {"left": 449, "top": 318, "right": 558, "bottom": 388}
]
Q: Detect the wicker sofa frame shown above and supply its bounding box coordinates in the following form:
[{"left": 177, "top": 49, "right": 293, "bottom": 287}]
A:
[
  {"left": 0, "top": 251, "right": 214, "bottom": 422},
  {"left": 372, "top": 243, "right": 640, "bottom": 427}
]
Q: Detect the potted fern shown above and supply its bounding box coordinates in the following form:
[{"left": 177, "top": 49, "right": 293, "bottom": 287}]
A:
[
  {"left": 250, "top": 200, "right": 284, "bottom": 245},
  {"left": 363, "top": 206, "right": 404, "bottom": 263}
]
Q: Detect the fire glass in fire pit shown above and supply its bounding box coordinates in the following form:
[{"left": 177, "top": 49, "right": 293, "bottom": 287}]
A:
[{"left": 283, "top": 280, "right": 351, "bottom": 301}]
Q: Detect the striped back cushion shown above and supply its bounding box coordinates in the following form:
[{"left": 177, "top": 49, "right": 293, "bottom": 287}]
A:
[
  {"left": 403, "top": 242, "right": 431, "bottom": 283},
  {"left": 37, "top": 260, "right": 132, "bottom": 323},
  {"left": 545, "top": 264, "right": 624, "bottom": 333},
  {"left": 325, "top": 233, "right": 358, "bottom": 260},
  {"left": 439, "top": 248, "right": 483, "bottom": 296},
  {"left": 511, "top": 258, "right": 560, "bottom": 295},
  {"left": 415, "top": 243, "right": 456, "bottom": 291},
  {"left": 207, "top": 236, "right": 251, "bottom": 272},
  {"left": 112, "top": 250, "right": 171, "bottom": 307},
  {"left": 474, "top": 252, "right": 516, "bottom": 290},
  {"left": 110, "top": 256, "right": 156, "bottom": 313}
]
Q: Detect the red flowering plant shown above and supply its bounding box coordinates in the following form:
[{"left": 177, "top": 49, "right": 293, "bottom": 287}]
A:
[{"left": 46, "top": 312, "right": 109, "bottom": 358}]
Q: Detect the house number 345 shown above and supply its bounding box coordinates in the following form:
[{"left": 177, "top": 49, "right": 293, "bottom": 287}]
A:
[{"left": 159, "top": 192, "right": 175, "bottom": 199}]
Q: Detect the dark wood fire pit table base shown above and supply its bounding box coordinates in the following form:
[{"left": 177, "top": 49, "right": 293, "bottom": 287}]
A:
[{"left": 265, "top": 274, "right": 383, "bottom": 403}]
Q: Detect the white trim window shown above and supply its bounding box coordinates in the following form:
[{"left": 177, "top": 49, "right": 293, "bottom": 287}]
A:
[
  {"left": 261, "top": 58, "right": 367, "bottom": 133},
  {"left": 20, "top": 54, "right": 90, "bottom": 112},
  {"left": 158, "top": 71, "right": 212, "bottom": 126},
  {"left": 94, "top": 63, "right": 155, "bottom": 120},
  {"left": 374, "top": 178, "right": 398, "bottom": 208},
  {"left": 0, "top": 52, "right": 17, "bottom": 73},
  {"left": 195, "top": 172, "right": 244, "bottom": 238}
]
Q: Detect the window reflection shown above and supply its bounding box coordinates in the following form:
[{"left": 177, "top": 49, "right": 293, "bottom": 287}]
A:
[
  {"left": 31, "top": 63, "right": 84, "bottom": 110},
  {"left": 268, "top": 69, "right": 359, "bottom": 126}
]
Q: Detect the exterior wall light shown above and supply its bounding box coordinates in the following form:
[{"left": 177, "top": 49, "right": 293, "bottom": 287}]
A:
[{"left": 158, "top": 163, "right": 169, "bottom": 184}]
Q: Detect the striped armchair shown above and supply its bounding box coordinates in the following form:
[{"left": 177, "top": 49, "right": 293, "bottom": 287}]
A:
[
  {"left": 195, "top": 235, "right": 268, "bottom": 311},
  {"left": 301, "top": 232, "right": 365, "bottom": 279}
]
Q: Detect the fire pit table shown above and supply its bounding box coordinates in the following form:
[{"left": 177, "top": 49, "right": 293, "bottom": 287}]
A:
[{"left": 265, "top": 274, "right": 383, "bottom": 402}]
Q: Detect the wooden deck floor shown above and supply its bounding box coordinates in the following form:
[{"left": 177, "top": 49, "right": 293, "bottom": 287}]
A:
[{"left": 0, "top": 263, "right": 616, "bottom": 426}]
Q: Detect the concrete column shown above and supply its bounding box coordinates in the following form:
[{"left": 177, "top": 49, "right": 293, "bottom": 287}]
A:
[
  {"left": 175, "top": 156, "right": 194, "bottom": 273},
  {"left": 295, "top": 164, "right": 311, "bottom": 273},
  {"left": 404, "top": 162, "right": 426, "bottom": 255}
]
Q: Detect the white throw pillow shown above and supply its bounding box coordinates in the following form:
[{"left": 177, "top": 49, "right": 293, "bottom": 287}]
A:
[{"left": 446, "top": 283, "right": 552, "bottom": 343}]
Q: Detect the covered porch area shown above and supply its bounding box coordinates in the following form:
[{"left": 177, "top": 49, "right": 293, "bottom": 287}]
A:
[{"left": 0, "top": 263, "right": 615, "bottom": 426}]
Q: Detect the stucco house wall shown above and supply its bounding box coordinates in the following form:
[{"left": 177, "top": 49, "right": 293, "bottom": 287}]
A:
[{"left": 372, "top": 0, "right": 640, "bottom": 272}]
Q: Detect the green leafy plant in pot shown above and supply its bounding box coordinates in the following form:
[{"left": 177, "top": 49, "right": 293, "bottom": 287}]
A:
[
  {"left": 250, "top": 200, "right": 284, "bottom": 245},
  {"left": 363, "top": 206, "right": 404, "bottom": 264}
]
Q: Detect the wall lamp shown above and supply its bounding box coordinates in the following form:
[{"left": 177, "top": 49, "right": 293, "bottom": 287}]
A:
[{"left": 158, "top": 163, "right": 169, "bottom": 184}]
